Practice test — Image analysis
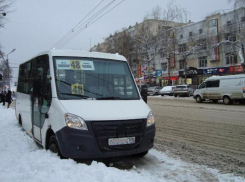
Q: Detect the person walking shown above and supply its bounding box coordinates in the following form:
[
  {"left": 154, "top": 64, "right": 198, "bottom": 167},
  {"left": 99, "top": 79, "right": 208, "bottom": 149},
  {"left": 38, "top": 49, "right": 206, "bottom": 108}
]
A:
[
  {"left": 6, "top": 90, "right": 13, "bottom": 108},
  {"left": 0, "top": 91, "right": 2, "bottom": 103},
  {"left": 1, "top": 91, "right": 6, "bottom": 106}
]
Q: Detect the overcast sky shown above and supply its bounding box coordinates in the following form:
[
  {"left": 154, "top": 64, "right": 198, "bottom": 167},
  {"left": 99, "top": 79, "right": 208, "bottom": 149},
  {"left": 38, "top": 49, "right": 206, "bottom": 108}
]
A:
[{"left": 0, "top": 0, "right": 234, "bottom": 84}]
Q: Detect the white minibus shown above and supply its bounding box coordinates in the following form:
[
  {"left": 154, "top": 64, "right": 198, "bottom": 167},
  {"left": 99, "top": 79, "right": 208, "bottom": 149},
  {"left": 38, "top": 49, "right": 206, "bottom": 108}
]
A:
[
  {"left": 16, "top": 50, "right": 155, "bottom": 159},
  {"left": 193, "top": 74, "right": 245, "bottom": 105}
]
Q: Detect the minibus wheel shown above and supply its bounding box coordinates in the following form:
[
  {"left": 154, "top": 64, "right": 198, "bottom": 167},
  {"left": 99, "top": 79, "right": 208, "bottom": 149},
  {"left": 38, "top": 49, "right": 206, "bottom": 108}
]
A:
[
  {"left": 223, "top": 96, "right": 232, "bottom": 105},
  {"left": 196, "top": 96, "right": 202, "bottom": 103},
  {"left": 48, "top": 135, "right": 64, "bottom": 158}
]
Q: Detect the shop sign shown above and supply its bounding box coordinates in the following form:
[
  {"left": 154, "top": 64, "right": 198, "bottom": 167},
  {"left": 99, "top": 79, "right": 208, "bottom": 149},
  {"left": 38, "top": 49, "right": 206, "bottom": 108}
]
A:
[
  {"left": 155, "top": 70, "right": 162, "bottom": 77},
  {"left": 186, "top": 78, "right": 192, "bottom": 85},
  {"left": 170, "top": 71, "right": 179, "bottom": 77},
  {"left": 229, "top": 65, "right": 244, "bottom": 73},
  {"left": 169, "top": 53, "right": 175, "bottom": 68},
  {"left": 203, "top": 67, "right": 229, "bottom": 75},
  {"left": 187, "top": 69, "right": 198, "bottom": 75},
  {"left": 162, "top": 71, "right": 169, "bottom": 77}
]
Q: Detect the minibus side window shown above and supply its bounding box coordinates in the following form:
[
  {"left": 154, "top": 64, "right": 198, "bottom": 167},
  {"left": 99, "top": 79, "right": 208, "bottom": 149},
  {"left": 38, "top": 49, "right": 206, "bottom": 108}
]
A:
[
  {"left": 199, "top": 82, "right": 206, "bottom": 89},
  {"left": 206, "top": 80, "right": 220, "bottom": 88}
]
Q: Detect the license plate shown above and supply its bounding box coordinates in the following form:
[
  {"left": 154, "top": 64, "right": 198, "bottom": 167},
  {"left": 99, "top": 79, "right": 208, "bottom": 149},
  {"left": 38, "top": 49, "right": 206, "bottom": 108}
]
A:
[{"left": 108, "top": 137, "right": 135, "bottom": 146}]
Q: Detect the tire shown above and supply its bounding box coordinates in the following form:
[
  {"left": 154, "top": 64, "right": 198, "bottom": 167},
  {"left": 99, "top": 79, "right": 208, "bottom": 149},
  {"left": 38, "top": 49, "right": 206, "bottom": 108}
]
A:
[
  {"left": 132, "top": 151, "right": 148, "bottom": 158},
  {"left": 211, "top": 100, "right": 218, "bottom": 103},
  {"left": 174, "top": 94, "right": 177, "bottom": 97},
  {"left": 223, "top": 96, "right": 232, "bottom": 105},
  {"left": 18, "top": 115, "right": 22, "bottom": 127},
  {"left": 196, "top": 95, "right": 202, "bottom": 103},
  {"left": 161, "top": 94, "right": 164, "bottom": 97},
  {"left": 48, "top": 135, "right": 64, "bottom": 158}
]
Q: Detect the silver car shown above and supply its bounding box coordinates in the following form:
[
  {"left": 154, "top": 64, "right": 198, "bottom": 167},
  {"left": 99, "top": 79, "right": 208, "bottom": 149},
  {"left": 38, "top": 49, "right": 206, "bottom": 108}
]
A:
[
  {"left": 173, "top": 85, "right": 194, "bottom": 97},
  {"left": 159, "top": 86, "right": 176, "bottom": 96},
  {"left": 147, "top": 86, "right": 162, "bottom": 96}
]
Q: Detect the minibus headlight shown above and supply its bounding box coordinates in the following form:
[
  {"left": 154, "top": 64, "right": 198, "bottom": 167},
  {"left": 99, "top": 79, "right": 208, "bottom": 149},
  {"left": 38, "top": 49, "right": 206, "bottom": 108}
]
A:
[
  {"left": 147, "top": 111, "right": 155, "bottom": 127},
  {"left": 65, "top": 113, "right": 88, "bottom": 130}
]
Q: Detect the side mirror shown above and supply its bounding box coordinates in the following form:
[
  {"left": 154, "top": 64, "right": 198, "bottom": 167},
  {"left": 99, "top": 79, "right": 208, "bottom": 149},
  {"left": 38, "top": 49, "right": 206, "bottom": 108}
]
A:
[{"left": 140, "top": 85, "right": 148, "bottom": 103}]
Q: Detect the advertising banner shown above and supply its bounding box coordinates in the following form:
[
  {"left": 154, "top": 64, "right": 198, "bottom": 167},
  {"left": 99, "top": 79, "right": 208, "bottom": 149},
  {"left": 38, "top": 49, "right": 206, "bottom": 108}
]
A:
[
  {"left": 229, "top": 65, "right": 244, "bottom": 73},
  {"left": 203, "top": 67, "right": 229, "bottom": 75},
  {"left": 155, "top": 70, "right": 162, "bottom": 77}
]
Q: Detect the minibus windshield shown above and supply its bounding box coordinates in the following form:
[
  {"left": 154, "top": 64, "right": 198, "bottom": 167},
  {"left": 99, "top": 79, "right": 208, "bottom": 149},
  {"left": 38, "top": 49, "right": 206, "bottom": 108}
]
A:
[{"left": 53, "top": 57, "right": 140, "bottom": 100}]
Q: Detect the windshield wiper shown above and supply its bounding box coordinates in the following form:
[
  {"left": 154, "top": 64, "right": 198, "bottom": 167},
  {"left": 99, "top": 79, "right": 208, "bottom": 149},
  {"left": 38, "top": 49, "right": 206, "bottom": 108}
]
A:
[
  {"left": 60, "top": 93, "right": 91, "bottom": 99},
  {"left": 96, "top": 97, "right": 122, "bottom": 100}
]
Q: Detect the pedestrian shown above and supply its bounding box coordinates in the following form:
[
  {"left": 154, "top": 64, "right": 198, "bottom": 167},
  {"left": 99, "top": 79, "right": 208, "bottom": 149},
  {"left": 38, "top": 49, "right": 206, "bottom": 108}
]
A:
[
  {"left": 0, "top": 91, "right": 2, "bottom": 103},
  {"left": 6, "top": 90, "right": 13, "bottom": 108},
  {"left": 1, "top": 91, "right": 6, "bottom": 106}
]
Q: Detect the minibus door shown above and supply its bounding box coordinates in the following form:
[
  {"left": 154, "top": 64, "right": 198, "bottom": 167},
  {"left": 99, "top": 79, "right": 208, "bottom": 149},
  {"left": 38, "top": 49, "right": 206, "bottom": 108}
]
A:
[{"left": 31, "top": 56, "right": 51, "bottom": 143}]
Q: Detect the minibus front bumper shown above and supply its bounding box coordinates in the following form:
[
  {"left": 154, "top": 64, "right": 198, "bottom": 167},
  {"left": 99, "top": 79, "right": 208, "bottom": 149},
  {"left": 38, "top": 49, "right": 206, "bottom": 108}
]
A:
[{"left": 56, "top": 119, "right": 155, "bottom": 159}]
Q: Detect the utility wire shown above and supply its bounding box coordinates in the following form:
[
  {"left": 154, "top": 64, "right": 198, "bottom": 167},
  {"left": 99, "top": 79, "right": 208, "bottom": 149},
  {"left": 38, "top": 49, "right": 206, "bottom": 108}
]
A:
[
  {"left": 52, "top": 0, "right": 105, "bottom": 49},
  {"left": 56, "top": 0, "right": 125, "bottom": 49},
  {"left": 55, "top": 0, "right": 117, "bottom": 49}
]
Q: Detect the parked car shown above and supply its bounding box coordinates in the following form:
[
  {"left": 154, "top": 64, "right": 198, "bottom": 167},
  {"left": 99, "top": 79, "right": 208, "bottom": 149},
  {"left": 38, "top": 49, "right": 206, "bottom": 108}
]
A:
[
  {"left": 173, "top": 85, "right": 194, "bottom": 97},
  {"left": 147, "top": 86, "right": 162, "bottom": 95},
  {"left": 159, "top": 86, "right": 176, "bottom": 96}
]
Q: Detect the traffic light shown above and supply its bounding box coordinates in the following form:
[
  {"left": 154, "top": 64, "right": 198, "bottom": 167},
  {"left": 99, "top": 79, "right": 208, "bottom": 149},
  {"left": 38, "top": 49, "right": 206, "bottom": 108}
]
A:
[{"left": 0, "top": 74, "right": 2, "bottom": 81}]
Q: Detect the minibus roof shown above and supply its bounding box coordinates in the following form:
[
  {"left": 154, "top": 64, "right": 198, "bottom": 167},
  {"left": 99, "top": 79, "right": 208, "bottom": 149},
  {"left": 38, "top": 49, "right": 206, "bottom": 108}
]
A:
[
  {"left": 20, "top": 50, "right": 127, "bottom": 65},
  {"left": 205, "top": 74, "right": 245, "bottom": 81},
  {"left": 43, "top": 50, "right": 127, "bottom": 62}
]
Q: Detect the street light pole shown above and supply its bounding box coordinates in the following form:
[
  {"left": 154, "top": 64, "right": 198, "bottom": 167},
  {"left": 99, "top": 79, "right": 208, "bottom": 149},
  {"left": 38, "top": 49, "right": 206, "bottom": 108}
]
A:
[{"left": 6, "top": 49, "right": 16, "bottom": 91}]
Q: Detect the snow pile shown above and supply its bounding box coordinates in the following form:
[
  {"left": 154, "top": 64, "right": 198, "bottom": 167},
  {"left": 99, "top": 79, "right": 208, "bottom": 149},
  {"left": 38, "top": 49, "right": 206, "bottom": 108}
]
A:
[{"left": 0, "top": 104, "right": 244, "bottom": 182}]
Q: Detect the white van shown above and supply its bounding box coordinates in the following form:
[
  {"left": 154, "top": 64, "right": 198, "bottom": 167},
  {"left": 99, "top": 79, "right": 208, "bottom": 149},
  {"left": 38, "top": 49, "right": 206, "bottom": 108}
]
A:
[
  {"left": 193, "top": 74, "right": 245, "bottom": 105},
  {"left": 15, "top": 50, "right": 155, "bottom": 159}
]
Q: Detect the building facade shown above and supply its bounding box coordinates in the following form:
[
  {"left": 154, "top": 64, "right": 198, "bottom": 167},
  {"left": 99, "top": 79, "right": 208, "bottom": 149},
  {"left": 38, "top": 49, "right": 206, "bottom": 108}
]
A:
[{"left": 91, "top": 8, "right": 245, "bottom": 87}]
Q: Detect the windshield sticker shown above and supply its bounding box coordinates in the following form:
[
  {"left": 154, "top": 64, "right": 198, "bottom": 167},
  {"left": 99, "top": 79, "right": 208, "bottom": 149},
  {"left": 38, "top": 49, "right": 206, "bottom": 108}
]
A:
[
  {"left": 80, "top": 61, "right": 94, "bottom": 70},
  {"left": 56, "top": 60, "right": 71, "bottom": 70},
  {"left": 56, "top": 60, "right": 94, "bottom": 70},
  {"left": 71, "top": 84, "right": 84, "bottom": 95}
]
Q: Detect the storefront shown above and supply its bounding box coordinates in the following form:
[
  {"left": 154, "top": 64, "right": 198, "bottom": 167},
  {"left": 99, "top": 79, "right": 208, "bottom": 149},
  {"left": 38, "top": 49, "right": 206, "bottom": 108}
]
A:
[{"left": 161, "top": 71, "right": 179, "bottom": 86}]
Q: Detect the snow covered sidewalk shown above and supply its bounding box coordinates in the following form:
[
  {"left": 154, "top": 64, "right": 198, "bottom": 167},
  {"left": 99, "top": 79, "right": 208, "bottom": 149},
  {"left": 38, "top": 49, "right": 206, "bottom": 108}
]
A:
[{"left": 0, "top": 104, "right": 244, "bottom": 182}]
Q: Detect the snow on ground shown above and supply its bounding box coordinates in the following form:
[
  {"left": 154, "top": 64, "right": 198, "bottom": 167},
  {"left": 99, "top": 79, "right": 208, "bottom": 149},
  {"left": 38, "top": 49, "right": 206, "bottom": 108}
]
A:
[{"left": 0, "top": 104, "right": 244, "bottom": 182}]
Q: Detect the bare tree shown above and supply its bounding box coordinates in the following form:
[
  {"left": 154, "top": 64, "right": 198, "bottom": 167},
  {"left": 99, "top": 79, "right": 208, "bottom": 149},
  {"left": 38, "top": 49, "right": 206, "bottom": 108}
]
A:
[
  {"left": 229, "top": 0, "right": 245, "bottom": 9},
  {"left": 0, "top": 0, "right": 14, "bottom": 28}
]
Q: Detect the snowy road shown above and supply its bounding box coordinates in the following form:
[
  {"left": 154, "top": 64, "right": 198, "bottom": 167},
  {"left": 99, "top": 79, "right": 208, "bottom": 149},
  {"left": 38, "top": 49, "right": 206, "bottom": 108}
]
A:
[{"left": 0, "top": 104, "right": 244, "bottom": 182}]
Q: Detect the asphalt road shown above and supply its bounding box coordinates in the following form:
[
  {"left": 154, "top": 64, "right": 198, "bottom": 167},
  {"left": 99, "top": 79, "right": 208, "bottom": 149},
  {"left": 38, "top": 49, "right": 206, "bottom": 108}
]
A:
[{"left": 148, "top": 96, "right": 245, "bottom": 177}]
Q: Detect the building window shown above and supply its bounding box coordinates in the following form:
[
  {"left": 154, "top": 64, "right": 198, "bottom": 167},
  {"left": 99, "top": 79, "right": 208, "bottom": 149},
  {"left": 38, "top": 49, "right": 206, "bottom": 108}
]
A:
[
  {"left": 241, "top": 16, "right": 245, "bottom": 22},
  {"left": 198, "top": 39, "right": 207, "bottom": 50},
  {"left": 178, "top": 44, "right": 186, "bottom": 53},
  {"left": 199, "top": 29, "right": 203, "bottom": 34},
  {"left": 225, "top": 33, "right": 236, "bottom": 41},
  {"left": 180, "top": 34, "right": 183, "bottom": 39},
  {"left": 209, "top": 19, "right": 217, "bottom": 28},
  {"left": 161, "top": 63, "right": 167, "bottom": 71},
  {"left": 179, "top": 60, "right": 185, "bottom": 70},
  {"left": 198, "top": 56, "right": 207, "bottom": 68},
  {"left": 227, "top": 21, "right": 232, "bottom": 25},
  {"left": 159, "top": 50, "right": 164, "bottom": 58},
  {"left": 189, "top": 32, "right": 193, "bottom": 37},
  {"left": 226, "top": 53, "right": 237, "bottom": 65}
]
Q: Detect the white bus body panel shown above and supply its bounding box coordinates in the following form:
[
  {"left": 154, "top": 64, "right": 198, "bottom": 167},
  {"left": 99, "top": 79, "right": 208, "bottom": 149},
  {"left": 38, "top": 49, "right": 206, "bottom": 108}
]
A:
[
  {"left": 59, "top": 99, "right": 150, "bottom": 121},
  {"left": 15, "top": 93, "right": 32, "bottom": 135}
]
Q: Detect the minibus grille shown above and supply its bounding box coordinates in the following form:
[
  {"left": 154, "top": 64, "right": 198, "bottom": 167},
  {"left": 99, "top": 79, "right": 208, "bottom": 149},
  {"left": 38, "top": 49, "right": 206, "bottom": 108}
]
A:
[{"left": 91, "top": 119, "right": 146, "bottom": 151}]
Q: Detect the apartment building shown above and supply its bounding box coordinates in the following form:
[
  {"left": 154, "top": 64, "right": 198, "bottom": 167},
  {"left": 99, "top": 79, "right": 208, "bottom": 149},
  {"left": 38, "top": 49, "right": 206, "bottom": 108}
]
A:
[
  {"left": 171, "top": 7, "right": 245, "bottom": 86},
  {"left": 91, "top": 8, "right": 245, "bottom": 86}
]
